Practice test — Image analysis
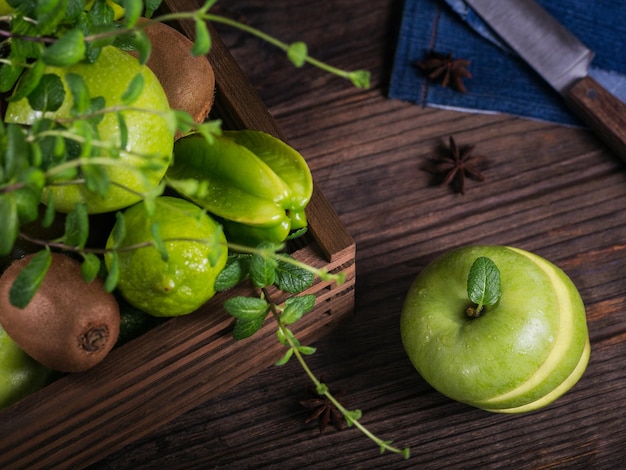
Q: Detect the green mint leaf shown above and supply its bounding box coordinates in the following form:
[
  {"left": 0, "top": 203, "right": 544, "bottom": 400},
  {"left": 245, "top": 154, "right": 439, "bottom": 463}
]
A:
[
  {"left": 0, "top": 195, "right": 19, "bottom": 256},
  {"left": 297, "top": 345, "right": 316, "bottom": 355},
  {"left": 42, "top": 28, "right": 86, "bottom": 67},
  {"left": 81, "top": 253, "right": 101, "bottom": 283},
  {"left": 65, "top": 73, "right": 90, "bottom": 114},
  {"left": 144, "top": 0, "right": 162, "bottom": 17},
  {"left": 9, "top": 249, "right": 52, "bottom": 308},
  {"left": 250, "top": 246, "right": 277, "bottom": 288},
  {"left": 108, "top": 211, "right": 127, "bottom": 249},
  {"left": 122, "top": 0, "right": 142, "bottom": 27},
  {"left": 132, "top": 30, "right": 151, "bottom": 65},
  {"left": 33, "top": 0, "right": 67, "bottom": 35},
  {"left": 349, "top": 70, "right": 371, "bottom": 89},
  {"left": 467, "top": 256, "right": 501, "bottom": 311},
  {"left": 274, "top": 255, "right": 315, "bottom": 293},
  {"left": 276, "top": 326, "right": 299, "bottom": 347},
  {"left": 223, "top": 296, "right": 269, "bottom": 321},
  {"left": 191, "top": 17, "right": 211, "bottom": 56},
  {"left": 274, "top": 348, "right": 293, "bottom": 366},
  {"left": 287, "top": 41, "right": 307, "bottom": 67},
  {"left": 8, "top": 59, "right": 44, "bottom": 102},
  {"left": 82, "top": 161, "right": 111, "bottom": 196},
  {"left": 150, "top": 222, "right": 168, "bottom": 262},
  {"left": 121, "top": 72, "right": 144, "bottom": 105},
  {"left": 104, "top": 252, "right": 119, "bottom": 292},
  {"left": 280, "top": 294, "right": 316, "bottom": 325},
  {"left": 214, "top": 254, "right": 252, "bottom": 291},
  {"left": 27, "top": 73, "right": 66, "bottom": 112},
  {"left": 42, "top": 193, "right": 56, "bottom": 227},
  {"left": 0, "top": 62, "right": 24, "bottom": 93},
  {"left": 344, "top": 409, "right": 362, "bottom": 426},
  {"left": 13, "top": 185, "right": 40, "bottom": 224},
  {"left": 232, "top": 316, "right": 265, "bottom": 340},
  {"left": 4, "top": 123, "right": 28, "bottom": 179},
  {"left": 117, "top": 112, "right": 129, "bottom": 149},
  {"left": 205, "top": 225, "right": 226, "bottom": 267},
  {"left": 64, "top": 203, "right": 89, "bottom": 249}
]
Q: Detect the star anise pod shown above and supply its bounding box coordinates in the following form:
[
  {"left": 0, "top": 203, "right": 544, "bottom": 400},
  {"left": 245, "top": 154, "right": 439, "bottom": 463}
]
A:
[
  {"left": 415, "top": 51, "right": 472, "bottom": 93},
  {"left": 427, "top": 136, "right": 486, "bottom": 194},
  {"left": 299, "top": 390, "right": 345, "bottom": 434}
]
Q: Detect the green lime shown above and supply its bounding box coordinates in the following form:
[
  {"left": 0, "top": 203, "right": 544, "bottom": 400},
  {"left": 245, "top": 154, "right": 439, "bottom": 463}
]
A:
[
  {"left": 5, "top": 46, "right": 174, "bottom": 214},
  {"left": 0, "top": 323, "right": 54, "bottom": 410},
  {"left": 105, "top": 196, "right": 228, "bottom": 317}
]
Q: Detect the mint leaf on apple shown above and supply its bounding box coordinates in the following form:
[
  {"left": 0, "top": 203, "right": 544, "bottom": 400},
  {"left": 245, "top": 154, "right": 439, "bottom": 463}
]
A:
[{"left": 467, "top": 256, "right": 501, "bottom": 317}]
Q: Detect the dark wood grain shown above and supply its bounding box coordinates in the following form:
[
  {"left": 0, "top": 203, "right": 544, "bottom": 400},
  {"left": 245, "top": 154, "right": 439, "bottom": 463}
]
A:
[
  {"left": 566, "top": 75, "right": 626, "bottom": 164},
  {"left": 84, "top": 0, "right": 626, "bottom": 468}
]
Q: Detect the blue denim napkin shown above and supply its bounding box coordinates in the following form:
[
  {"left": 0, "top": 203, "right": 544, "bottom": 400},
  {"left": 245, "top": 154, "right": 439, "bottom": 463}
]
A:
[{"left": 389, "top": 0, "right": 626, "bottom": 126}]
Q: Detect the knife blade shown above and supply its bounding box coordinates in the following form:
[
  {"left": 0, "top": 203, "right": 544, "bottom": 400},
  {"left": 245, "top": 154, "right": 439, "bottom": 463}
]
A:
[{"left": 465, "top": 0, "right": 626, "bottom": 163}]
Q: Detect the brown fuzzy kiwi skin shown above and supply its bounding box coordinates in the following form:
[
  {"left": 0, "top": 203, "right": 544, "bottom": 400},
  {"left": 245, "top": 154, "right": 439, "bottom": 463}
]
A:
[
  {"left": 133, "top": 19, "right": 216, "bottom": 131},
  {"left": 0, "top": 253, "right": 120, "bottom": 373}
]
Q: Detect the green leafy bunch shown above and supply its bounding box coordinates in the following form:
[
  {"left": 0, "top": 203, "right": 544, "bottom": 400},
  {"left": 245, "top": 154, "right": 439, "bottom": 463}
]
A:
[
  {"left": 215, "top": 243, "right": 409, "bottom": 459},
  {"left": 0, "top": 0, "right": 370, "bottom": 271}
]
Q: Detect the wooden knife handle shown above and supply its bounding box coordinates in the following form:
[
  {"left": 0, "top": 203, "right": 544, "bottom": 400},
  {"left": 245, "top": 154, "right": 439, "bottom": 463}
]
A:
[{"left": 565, "top": 75, "right": 626, "bottom": 163}]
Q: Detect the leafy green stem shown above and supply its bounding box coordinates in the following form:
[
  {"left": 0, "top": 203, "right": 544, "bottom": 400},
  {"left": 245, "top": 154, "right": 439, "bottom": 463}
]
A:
[
  {"left": 266, "top": 291, "right": 409, "bottom": 459},
  {"left": 227, "top": 241, "right": 346, "bottom": 285}
]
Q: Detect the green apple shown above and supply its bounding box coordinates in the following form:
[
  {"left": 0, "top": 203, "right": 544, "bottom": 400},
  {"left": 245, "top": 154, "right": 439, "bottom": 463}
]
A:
[
  {"left": 5, "top": 45, "right": 174, "bottom": 214},
  {"left": 0, "top": 322, "right": 54, "bottom": 410},
  {"left": 400, "top": 245, "right": 590, "bottom": 413}
]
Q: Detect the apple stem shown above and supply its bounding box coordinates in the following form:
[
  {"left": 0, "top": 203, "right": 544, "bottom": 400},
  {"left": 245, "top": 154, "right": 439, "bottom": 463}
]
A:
[{"left": 466, "top": 304, "right": 484, "bottom": 318}]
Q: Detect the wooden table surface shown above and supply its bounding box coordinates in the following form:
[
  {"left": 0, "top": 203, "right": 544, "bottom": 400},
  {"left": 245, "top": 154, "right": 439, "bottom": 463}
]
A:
[{"left": 92, "top": 1, "right": 626, "bottom": 468}]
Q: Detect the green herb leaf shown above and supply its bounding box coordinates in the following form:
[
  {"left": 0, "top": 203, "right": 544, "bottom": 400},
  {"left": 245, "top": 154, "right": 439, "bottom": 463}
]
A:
[
  {"left": 144, "top": 0, "right": 162, "bottom": 17},
  {"left": 9, "top": 59, "right": 45, "bottom": 102},
  {"left": 276, "top": 326, "right": 299, "bottom": 347},
  {"left": 0, "top": 62, "right": 24, "bottom": 93},
  {"left": 42, "top": 28, "right": 86, "bottom": 66},
  {"left": 275, "top": 255, "right": 315, "bottom": 293},
  {"left": 64, "top": 203, "right": 89, "bottom": 249},
  {"left": 121, "top": 72, "right": 144, "bottom": 105},
  {"left": 117, "top": 111, "right": 129, "bottom": 149},
  {"left": 0, "top": 195, "right": 19, "bottom": 256},
  {"left": 467, "top": 256, "right": 501, "bottom": 313},
  {"left": 224, "top": 296, "right": 269, "bottom": 321},
  {"left": 108, "top": 211, "right": 127, "bottom": 249},
  {"left": 13, "top": 185, "right": 42, "bottom": 224},
  {"left": 132, "top": 29, "right": 151, "bottom": 65},
  {"left": 287, "top": 41, "right": 307, "bottom": 67},
  {"left": 214, "top": 254, "right": 252, "bottom": 291},
  {"left": 150, "top": 222, "right": 168, "bottom": 262},
  {"left": 27, "top": 73, "right": 66, "bottom": 112},
  {"left": 104, "top": 252, "right": 119, "bottom": 292},
  {"left": 274, "top": 348, "right": 293, "bottom": 366},
  {"left": 81, "top": 253, "right": 101, "bottom": 283},
  {"left": 232, "top": 316, "right": 265, "bottom": 340},
  {"left": 66, "top": 72, "right": 91, "bottom": 114},
  {"left": 297, "top": 345, "right": 316, "bottom": 355},
  {"left": 9, "top": 249, "right": 52, "bottom": 308},
  {"left": 250, "top": 246, "right": 277, "bottom": 288},
  {"left": 349, "top": 70, "right": 371, "bottom": 89},
  {"left": 122, "top": 0, "right": 142, "bottom": 27},
  {"left": 4, "top": 123, "right": 28, "bottom": 179},
  {"left": 191, "top": 17, "right": 211, "bottom": 56},
  {"left": 280, "top": 294, "right": 316, "bottom": 325}
]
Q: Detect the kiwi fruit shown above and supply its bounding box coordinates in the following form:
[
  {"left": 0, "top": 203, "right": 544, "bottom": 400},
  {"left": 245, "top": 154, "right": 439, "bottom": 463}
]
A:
[
  {"left": 0, "top": 252, "right": 120, "bottom": 373},
  {"left": 133, "top": 19, "right": 216, "bottom": 129}
]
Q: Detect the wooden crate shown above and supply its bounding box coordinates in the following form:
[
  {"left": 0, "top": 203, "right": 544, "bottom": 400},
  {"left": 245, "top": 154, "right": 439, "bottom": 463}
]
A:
[{"left": 0, "top": 2, "right": 356, "bottom": 468}]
